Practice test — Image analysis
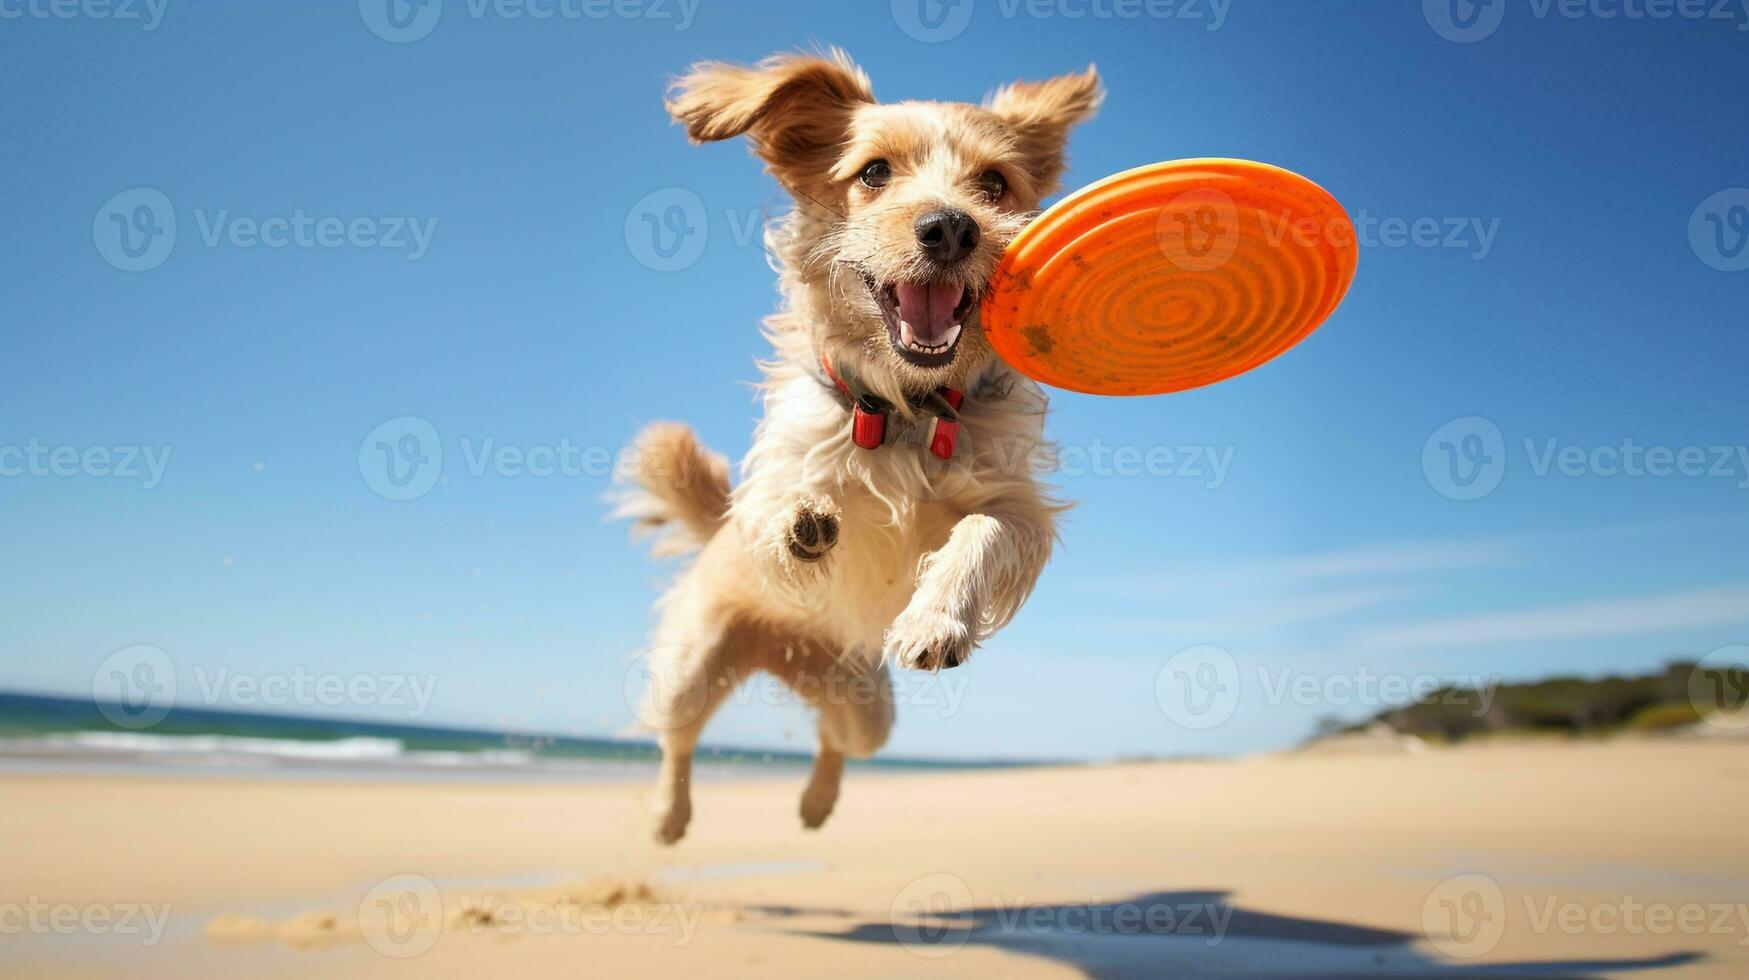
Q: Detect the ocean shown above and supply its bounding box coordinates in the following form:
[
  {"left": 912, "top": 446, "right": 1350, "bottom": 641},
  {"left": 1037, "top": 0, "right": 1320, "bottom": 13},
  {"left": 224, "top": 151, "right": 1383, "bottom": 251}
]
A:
[{"left": 0, "top": 691, "right": 1037, "bottom": 779}]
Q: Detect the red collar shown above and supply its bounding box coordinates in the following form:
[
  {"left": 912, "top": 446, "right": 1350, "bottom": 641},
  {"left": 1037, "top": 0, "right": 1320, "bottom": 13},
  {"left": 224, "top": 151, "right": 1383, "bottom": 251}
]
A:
[{"left": 819, "top": 352, "right": 964, "bottom": 461}]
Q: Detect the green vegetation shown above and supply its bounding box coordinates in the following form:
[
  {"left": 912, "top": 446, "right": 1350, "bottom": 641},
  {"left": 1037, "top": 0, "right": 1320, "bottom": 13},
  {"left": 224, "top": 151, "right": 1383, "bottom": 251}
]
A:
[{"left": 1344, "top": 661, "right": 1744, "bottom": 742}]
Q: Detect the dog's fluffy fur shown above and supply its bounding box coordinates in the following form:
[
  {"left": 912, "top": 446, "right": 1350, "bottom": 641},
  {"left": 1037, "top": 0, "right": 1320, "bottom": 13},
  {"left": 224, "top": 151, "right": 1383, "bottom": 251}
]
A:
[{"left": 617, "top": 50, "right": 1100, "bottom": 844}]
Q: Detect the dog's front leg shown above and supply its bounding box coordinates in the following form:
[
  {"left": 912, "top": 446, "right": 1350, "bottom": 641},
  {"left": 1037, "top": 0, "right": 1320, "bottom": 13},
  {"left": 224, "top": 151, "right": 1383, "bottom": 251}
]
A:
[{"left": 885, "top": 508, "right": 1052, "bottom": 671}]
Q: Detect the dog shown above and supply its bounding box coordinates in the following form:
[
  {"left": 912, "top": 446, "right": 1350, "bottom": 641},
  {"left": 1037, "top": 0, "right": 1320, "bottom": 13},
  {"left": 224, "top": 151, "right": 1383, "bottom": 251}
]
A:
[{"left": 617, "top": 50, "right": 1100, "bottom": 844}]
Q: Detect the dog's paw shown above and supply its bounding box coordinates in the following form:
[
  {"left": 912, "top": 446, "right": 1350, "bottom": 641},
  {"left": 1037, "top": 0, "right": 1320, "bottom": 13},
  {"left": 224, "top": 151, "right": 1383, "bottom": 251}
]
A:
[
  {"left": 884, "top": 594, "right": 976, "bottom": 672},
  {"left": 784, "top": 503, "right": 839, "bottom": 564},
  {"left": 652, "top": 795, "right": 691, "bottom": 846},
  {"left": 799, "top": 782, "right": 838, "bottom": 830}
]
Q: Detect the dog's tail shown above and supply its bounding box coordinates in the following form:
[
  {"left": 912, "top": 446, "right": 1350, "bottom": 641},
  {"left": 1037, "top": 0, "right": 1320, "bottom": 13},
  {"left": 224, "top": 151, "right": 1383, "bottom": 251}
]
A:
[{"left": 613, "top": 422, "right": 731, "bottom": 557}]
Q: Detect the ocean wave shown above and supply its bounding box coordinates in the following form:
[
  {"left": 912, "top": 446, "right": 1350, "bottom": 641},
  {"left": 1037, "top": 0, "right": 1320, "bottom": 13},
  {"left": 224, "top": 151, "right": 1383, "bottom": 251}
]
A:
[{"left": 0, "top": 731, "right": 550, "bottom": 773}]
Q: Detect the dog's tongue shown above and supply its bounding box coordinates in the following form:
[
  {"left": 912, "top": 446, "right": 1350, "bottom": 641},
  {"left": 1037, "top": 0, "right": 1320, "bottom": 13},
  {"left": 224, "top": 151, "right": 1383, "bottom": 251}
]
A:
[{"left": 894, "top": 281, "right": 966, "bottom": 344}]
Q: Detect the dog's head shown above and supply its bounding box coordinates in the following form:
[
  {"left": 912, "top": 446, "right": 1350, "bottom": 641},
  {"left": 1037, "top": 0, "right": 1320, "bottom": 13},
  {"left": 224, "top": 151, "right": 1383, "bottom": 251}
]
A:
[{"left": 667, "top": 50, "right": 1101, "bottom": 396}]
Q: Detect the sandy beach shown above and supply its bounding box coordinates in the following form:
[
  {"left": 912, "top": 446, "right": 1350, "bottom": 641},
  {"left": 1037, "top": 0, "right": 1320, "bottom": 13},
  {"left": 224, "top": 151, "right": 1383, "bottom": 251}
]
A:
[{"left": 2, "top": 738, "right": 1746, "bottom": 979}]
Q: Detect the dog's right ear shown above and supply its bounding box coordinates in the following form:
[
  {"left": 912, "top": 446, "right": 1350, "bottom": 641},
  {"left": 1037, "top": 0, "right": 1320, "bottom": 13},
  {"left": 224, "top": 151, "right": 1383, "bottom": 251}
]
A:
[{"left": 666, "top": 50, "right": 873, "bottom": 192}]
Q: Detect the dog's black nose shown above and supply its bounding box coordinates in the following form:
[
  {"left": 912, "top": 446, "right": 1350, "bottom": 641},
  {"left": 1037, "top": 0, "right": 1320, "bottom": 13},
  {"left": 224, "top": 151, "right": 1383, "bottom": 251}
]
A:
[{"left": 914, "top": 209, "right": 980, "bottom": 265}]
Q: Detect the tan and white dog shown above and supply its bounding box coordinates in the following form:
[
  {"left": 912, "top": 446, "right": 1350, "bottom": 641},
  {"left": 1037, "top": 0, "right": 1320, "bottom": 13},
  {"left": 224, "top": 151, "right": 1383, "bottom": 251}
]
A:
[{"left": 617, "top": 50, "right": 1100, "bottom": 844}]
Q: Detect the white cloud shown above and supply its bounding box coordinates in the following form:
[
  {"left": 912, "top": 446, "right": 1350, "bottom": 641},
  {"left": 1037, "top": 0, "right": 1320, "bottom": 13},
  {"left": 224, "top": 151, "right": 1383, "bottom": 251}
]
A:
[
  {"left": 1097, "top": 537, "right": 1521, "bottom": 599},
  {"left": 1113, "top": 586, "right": 1426, "bottom": 639},
  {"left": 1349, "top": 585, "right": 1749, "bottom": 652}
]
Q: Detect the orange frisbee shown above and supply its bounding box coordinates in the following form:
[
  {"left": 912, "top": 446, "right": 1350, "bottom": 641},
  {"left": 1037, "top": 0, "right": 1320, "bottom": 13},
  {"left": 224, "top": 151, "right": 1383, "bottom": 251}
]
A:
[{"left": 981, "top": 159, "right": 1358, "bottom": 396}]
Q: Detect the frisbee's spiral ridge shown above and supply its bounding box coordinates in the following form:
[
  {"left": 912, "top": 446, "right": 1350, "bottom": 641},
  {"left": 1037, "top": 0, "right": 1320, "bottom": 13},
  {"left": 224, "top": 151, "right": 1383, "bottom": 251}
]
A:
[{"left": 982, "top": 160, "right": 1358, "bottom": 396}]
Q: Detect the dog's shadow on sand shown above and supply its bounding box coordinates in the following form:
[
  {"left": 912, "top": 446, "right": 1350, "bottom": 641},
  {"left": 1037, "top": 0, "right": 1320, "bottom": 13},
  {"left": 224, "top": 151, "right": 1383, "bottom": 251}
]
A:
[{"left": 742, "top": 888, "right": 1701, "bottom": 979}]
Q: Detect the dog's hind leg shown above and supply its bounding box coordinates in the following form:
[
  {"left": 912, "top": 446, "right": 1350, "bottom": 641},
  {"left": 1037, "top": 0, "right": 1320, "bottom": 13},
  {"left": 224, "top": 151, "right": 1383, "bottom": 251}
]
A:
[
  {"left": 641, "top": 620, "right": 755, "bottom": 846},
  {"left": 774, "top": 651, "right": 894, "bottom": 830}
]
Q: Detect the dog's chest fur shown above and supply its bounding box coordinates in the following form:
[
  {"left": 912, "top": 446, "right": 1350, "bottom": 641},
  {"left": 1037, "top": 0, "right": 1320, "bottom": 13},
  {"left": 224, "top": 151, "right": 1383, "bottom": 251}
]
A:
[{"left": 729, "top": 359, "right": 1049, "bottom": 656}]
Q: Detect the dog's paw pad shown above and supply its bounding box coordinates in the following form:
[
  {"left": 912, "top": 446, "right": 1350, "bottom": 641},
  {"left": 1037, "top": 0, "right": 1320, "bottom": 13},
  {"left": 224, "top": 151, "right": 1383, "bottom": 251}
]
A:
[
  {"left": 785, "top": 509, "right": 839, "bottom": 563},
  {"left": 885, "top": 600, "right": 975, "bottom": 672}
]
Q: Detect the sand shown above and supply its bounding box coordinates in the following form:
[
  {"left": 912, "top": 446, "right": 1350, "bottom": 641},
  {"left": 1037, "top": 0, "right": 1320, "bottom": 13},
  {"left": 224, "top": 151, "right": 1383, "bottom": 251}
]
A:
[{"left": 2, "top": 738, "right": 1746, "bottom": 978}]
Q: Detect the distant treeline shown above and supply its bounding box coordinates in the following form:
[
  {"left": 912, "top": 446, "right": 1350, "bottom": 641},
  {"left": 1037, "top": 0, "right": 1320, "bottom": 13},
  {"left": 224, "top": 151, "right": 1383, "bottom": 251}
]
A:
[{"left": 1345, "top": 661, "right": 1745, "bottom": 742}]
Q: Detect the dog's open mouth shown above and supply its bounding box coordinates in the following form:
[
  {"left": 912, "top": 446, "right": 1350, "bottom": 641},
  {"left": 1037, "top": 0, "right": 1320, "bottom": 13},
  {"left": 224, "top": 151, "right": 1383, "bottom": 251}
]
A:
[{"left": 868, "top": 277, "right": 977, "bottom": 368}]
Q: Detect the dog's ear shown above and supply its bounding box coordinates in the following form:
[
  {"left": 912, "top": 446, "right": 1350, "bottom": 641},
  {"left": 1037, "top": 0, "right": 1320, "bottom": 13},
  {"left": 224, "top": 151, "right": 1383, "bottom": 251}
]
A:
[
  {"left": 986, "top": 66, "right": 1103, "bottom": 196},
  {"left": 666, "top": 50, "right": 873, "bottom": 192}
]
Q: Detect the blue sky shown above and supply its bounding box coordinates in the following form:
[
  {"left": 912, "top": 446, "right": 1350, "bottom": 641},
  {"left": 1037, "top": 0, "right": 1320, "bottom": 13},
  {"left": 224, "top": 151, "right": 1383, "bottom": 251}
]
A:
[{"left": 3, "top": 0, "right": 1747, "bottom": 760}]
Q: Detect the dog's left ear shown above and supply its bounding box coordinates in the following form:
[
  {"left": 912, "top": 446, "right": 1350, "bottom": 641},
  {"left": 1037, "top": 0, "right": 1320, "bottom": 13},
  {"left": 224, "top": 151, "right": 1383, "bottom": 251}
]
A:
[
  {"left": 666, "top": 49, "right": 874, "bottom": 195},
  {"left": 986, "top": 66, "right": 1104, "bottom": 196}
]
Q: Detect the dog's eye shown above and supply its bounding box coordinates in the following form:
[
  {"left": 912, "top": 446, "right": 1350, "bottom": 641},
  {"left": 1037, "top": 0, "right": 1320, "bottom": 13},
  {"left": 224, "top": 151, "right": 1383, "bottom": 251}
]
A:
[
  {"left": 859, "top": 159, "right": 892, "bottom": 189},
  {"left": 978, "top": 169, "right": 1008, "bottom": 200}
]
